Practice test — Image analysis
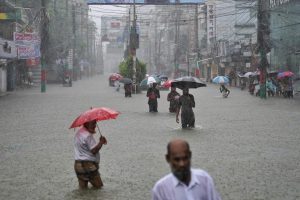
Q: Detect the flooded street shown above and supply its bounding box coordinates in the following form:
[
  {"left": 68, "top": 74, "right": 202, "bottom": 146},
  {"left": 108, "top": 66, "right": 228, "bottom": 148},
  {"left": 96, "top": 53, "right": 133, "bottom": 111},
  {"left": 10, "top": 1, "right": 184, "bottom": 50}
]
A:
[{"left": 0, "top": 75, "right": 300, "bottom": 200}]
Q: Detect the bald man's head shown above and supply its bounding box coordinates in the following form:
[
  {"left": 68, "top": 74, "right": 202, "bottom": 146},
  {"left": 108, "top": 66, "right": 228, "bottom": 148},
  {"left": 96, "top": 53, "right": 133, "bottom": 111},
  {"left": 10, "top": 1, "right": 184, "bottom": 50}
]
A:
[
  {"left": 166, "top": 139, "right": 192, "bottom": 184},
  {"left": 167, "top": 139, "right": 190, "bottom": 156}
]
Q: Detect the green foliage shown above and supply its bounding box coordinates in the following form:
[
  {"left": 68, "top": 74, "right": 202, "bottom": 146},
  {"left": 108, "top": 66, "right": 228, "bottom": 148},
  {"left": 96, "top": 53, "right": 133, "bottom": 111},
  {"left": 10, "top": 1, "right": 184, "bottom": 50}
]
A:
[
  {"left": 119, "top": 56, "right": 147, "bottom": 83},
  {"left": 43, "top": 0, "right": 96, "bottom": 64}
]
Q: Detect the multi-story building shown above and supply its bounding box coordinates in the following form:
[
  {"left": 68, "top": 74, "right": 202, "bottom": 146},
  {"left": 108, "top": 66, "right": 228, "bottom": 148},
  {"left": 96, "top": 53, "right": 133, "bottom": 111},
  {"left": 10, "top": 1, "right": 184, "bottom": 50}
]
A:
[
  {"left": 101, "top": 15, "right": 126, "bottom": 73},
  {"left": 199, "top": 0, "right": 258, "bottom": 82},
  {"left": 269, "top": 0, "right": 300, "bottom": 76},
  {"left": 0, "top": 0, "right": 29, "bottom": 92}
]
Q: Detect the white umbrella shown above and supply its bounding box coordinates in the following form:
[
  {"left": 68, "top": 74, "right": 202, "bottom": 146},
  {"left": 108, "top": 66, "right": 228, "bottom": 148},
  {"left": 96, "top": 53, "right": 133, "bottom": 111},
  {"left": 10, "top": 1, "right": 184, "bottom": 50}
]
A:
[
  {"left": 244, "top": 72, "right": 256, "bottom": 78},
  {"left": 147, "top": 76, "right": 157, "bottom": 85}
]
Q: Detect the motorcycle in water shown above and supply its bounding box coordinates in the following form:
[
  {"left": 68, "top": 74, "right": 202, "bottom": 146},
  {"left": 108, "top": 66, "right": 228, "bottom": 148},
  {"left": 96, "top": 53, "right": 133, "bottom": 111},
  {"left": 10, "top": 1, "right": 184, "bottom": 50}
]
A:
[
  {"left": 222, "top": 90, "right": 230, "bottom": 98},
  {"left": 220, "top": 85, "right": 230, "bottom": 98}
]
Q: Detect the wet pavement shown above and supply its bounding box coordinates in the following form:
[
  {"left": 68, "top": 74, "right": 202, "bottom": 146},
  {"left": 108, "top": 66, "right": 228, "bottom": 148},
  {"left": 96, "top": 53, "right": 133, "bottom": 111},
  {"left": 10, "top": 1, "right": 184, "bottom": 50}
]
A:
[{"left": 0, "top": 75, "right": 299, "bottom": 200}]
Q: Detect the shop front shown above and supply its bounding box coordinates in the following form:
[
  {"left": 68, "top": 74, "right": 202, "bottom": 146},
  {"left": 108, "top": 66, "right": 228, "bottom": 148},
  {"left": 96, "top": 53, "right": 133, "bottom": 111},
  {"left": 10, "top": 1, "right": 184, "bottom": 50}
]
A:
[{"left": 0, "top": 37, "right": 17, "bottom": 92}]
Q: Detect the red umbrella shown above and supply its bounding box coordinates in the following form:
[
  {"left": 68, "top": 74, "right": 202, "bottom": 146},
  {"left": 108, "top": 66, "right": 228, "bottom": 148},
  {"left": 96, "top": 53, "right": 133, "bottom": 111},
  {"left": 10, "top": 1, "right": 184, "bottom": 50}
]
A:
[
  {"left": 69, "top": 107, "right": 120, "bottom": 129},
  {"left": 162, "top": 79, "right": 173, "bottom": 88},
  {"left": 109, "top": 73, "right": 123, "bottom": 81},
  {"left": 277, "top": 71, "right": 294, "bottom": 79}
]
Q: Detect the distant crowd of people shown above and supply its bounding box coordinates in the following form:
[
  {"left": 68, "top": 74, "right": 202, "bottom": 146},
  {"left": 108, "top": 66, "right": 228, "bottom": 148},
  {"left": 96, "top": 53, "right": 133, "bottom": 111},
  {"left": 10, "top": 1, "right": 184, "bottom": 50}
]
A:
[{"left": 249, "top": 76, "right": 294, "bottom": 98}]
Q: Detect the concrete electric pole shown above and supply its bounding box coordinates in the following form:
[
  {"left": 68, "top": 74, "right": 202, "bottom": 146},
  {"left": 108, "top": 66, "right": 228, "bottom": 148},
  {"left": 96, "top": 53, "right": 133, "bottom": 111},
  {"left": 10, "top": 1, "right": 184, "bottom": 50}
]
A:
[
  {"left": 257, "top": 0, "right": 270, "bottom": 99},
  {"left": 40, "top": 0, "right": 49, "bottom": 93},
  {"left": 130, "top": 0, "right": 139, "bottom": 93}
]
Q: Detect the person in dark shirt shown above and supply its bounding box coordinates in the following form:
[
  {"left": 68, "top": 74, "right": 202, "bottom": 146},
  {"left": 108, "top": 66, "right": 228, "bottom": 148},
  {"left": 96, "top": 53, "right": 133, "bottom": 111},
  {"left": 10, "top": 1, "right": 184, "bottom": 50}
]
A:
[
  {"left": 147, "top": 83, "right": 160, "bottom": 112},
  {"left": 167, "top": 86, "right": 180, "bottom": 113},
  {"left": 124, "top": 83, "right": 132, "bottom": 97},
  {"left": 176, "top": 88, "right": 195, "bottom": 128}
]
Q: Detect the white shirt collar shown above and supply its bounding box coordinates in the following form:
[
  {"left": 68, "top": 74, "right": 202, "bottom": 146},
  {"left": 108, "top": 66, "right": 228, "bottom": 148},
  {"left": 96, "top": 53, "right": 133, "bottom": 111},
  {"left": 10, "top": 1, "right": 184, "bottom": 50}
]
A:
[{"left": 171, "top": 169, "right": 200, "bottom": 189}]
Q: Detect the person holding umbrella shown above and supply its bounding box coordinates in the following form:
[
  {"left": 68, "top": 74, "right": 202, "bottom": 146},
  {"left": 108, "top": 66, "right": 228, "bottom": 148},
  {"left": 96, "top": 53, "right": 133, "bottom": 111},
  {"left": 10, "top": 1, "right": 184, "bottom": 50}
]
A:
[
  {"left": 171, "top": 76, "right": 206, "bottom": 128},
  {"left": 70, "top": 107, "right": 119, "bottom": 189},
  {"left": 147, "top": 82, "right": 160, "bottom": 112},
  {"left": 176, "top": 88, "right": 195, "bottom": 128},
  {"left": 219, "top": 84, "right": 230, "bottom": 98},
  {"left": 74, "top": 120, "right": 107, "bottom": 189},
  {"left": 212, "top": 76, "right": 230, "bottom": 98}
]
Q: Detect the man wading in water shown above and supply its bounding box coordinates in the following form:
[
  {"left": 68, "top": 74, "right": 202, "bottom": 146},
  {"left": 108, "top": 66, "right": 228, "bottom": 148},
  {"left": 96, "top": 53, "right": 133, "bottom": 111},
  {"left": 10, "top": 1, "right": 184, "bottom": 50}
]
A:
[
  {"left": 74, "top": 120, "right": 107, "bottom": 189},
  {"left": 176, "top": 88, "right": 195, "bottom": 128}
]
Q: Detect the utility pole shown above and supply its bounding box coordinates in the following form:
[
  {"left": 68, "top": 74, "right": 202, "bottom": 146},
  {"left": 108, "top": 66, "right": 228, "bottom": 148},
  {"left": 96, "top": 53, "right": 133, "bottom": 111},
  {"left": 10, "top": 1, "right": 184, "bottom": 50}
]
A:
[
  {"left": 154, "top": 14, "right": 158, "bottom": 73},
  {"left": 257, "top": 0, "right": 270, "bottom": 99},
  {"left": 80, "top": 4, "right": 83, "bottom": 46},
  {"left": 72, "top": 3, "right": 76, "bottom": 82},
  {"left": 87, "top": 12, "right": 89, "bottom": 62},
  {"left": 133, "top": 2, "right": 137, "bottom": 92},
  {"left": 174, "top": 0, "right": 180, "bottom": 77},
  {"left": 130, "top": 0, "right": 138, "bottom": 93},
  {"left": 40, "top": 0, "right": 49, "bottom": 93},
  {"left": 194, "top": 4, "right": 199, "bottom": 76},
  {"left": 187, "top": 20, "right": 190, "bottom": 76}
]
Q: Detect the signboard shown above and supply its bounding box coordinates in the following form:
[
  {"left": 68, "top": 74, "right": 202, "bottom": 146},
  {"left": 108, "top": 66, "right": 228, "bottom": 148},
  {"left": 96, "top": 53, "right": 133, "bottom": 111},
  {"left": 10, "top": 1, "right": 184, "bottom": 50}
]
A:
[
  {"left": 14, "top": 32, "right": 41, "bottom": 59},
  {"left": 17, "top": 44, "right": 40, "bottom": 59},
  {"left": 67, "top": 49, "right": 73, "bottom": 70},
  {"left": 18, "top": 46, "right": 35, "bottom": 58},
  {"left": 14, "top": 32, "right": 40, "bottom": 46},
  {"left": 86, "top": 0, "right": 204, "bottom": 5}
]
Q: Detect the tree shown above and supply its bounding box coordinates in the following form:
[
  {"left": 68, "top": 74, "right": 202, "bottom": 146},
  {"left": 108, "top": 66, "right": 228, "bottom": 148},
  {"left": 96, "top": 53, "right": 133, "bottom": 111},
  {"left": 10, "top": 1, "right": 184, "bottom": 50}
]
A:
[{"left": 119, "top": 56, "right": 147, "bottom": 83}]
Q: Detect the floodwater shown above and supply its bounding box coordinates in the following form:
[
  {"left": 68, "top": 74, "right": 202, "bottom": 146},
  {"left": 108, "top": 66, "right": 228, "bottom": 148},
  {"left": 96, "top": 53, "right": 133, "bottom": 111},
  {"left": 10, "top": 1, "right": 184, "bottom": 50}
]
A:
[{"left": 0, "top": 75, "right": 300, "bottom": 200}]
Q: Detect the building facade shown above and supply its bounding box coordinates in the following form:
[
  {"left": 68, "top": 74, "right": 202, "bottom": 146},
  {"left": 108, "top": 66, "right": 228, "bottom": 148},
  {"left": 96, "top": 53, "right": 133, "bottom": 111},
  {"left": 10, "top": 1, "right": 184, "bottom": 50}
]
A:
[
  {"left": 269, "top": 0, "right": 300, "bottom": 76},
  {"left": 101, "top": 15, "right": 126, "bottom": 73}
]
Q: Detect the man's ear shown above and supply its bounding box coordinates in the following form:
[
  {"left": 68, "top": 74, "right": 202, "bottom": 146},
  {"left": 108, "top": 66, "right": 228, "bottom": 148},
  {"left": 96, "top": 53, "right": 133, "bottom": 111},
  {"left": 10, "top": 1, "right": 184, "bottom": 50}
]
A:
[
  {"left": 165, "top": 154, "right": 170, "bottom": 163},
  {"left": 189, "top": 151, "right": 192, "bottom": 159}
]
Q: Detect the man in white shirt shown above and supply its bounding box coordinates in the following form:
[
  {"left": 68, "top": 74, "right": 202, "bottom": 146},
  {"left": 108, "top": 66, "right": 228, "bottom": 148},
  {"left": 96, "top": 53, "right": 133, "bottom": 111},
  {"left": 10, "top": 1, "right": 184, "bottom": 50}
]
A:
[
  {"left": 152, "top": 139, "right": 221, "bottom": 200},
  {"left": 74, "top": 120, "right": 107, "bottom": 189}
]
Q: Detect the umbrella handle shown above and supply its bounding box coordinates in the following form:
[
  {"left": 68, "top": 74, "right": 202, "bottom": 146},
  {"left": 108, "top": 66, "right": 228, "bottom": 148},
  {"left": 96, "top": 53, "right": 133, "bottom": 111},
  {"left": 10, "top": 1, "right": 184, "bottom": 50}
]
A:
[{"left": 96, "top": 123, "right": 102, "bottom": 137}]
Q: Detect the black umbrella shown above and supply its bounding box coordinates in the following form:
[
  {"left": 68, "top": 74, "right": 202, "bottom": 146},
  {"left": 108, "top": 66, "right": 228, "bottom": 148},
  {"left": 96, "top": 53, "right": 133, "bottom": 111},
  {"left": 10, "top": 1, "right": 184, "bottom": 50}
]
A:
[
  {"left": 159, "top": 74, "right": 168, "bottom": 80},
  {"left": 119, "top": 78, "right": 133, "bottom": 84},
  {"left": 171, "top": 76, "right": 206, "bottom": 89}
]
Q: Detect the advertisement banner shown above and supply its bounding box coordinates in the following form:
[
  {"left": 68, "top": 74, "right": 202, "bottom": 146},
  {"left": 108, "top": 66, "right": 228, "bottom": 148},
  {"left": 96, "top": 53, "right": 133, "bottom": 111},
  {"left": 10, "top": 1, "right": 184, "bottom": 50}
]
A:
[
  {"left": 14, "top": 32, "right": 41, "bottom": 59},
  {"left": 17, "top": 44, "right": 40, "bottom": 59},
  {"left": 14, "top": 32, "right": 40, "bottom": 45},
  {"left": 86, "top": 0, "right": 204, "bottom": 4}
]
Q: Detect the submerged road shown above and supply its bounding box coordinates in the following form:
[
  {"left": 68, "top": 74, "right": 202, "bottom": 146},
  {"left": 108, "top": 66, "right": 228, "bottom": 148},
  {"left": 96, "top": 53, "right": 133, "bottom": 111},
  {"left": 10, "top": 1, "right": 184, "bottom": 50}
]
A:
[{"left": 0, "top": 75, "right": 299, "bottom": 200}]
